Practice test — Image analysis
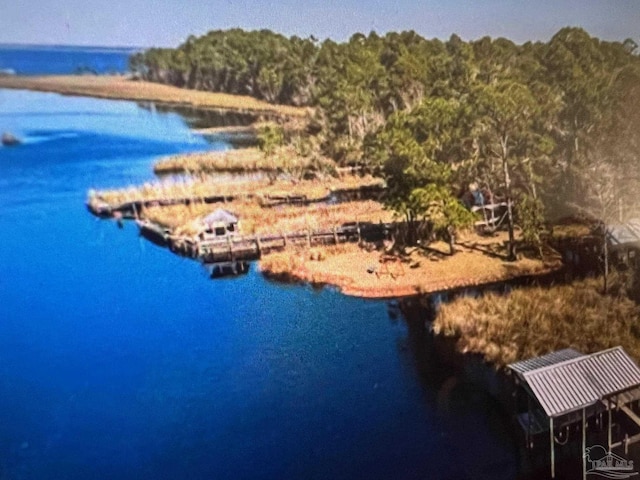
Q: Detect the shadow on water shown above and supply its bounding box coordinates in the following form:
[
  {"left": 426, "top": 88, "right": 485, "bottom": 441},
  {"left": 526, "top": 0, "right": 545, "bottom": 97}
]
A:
[
  {"left": 138, "top": 102, "right": 266, "bottom": 128},
  {"left": 392, "top": 295, "right": 520, "bottom": 480}
]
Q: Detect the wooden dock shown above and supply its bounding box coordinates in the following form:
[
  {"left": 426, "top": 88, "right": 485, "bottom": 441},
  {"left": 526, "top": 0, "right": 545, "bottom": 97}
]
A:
[
  {"left": 164, "top": 222, "right": 394, "bottom": 262},
  {"left": 86, "top": 184, "right": 386, "bottom": 219}
]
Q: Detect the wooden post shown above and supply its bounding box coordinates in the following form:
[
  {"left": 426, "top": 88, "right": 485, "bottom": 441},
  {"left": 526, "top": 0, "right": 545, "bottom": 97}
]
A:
[
  {"left": 526, "top": 395, "right": 532, "bottom": 449},
  {"left": 307, "top": 228, "right": 311, "bottom": 248},
  {"left": 625, "top": 433, "right": 630, "bottom": 455},
  {"left": 582, "top": 408, "right": 587, "bottom": 480},
  {"left": 256, "top": 236, "right": 262, "bottom": 256},
  {"left": 283, "top": 232, "right": 287, "bottom": 248},
  {"left": 333, "top": 226, "right": 338, "bottom": 245},
  {"left": 609, "top": 397, "right": 613, "bottom": 452},
  {"left": 550, "top": 417, "right": 555, "bottom": 478},
  {"left": 357, "top": 222, "right": 361, "bottom": 243}
]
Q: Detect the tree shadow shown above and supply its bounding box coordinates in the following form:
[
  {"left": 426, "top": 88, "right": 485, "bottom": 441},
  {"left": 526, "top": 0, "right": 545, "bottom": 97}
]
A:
[{"left": 457, "top": 239, "right": 510, "bottom": 260}]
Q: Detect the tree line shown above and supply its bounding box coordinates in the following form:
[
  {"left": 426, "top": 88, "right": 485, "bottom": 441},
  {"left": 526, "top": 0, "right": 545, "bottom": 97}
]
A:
[{"left": 131, "top": 28, "right": 640, "bottom": 256}]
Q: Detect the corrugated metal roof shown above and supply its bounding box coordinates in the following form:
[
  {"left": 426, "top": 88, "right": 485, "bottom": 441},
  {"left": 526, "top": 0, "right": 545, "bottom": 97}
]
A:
[
  {"left": 521, "top": 347, "right": 640, "bottom": 418},
  {"left": 508, "top": 348, "right": 584, "bottom": 379}
]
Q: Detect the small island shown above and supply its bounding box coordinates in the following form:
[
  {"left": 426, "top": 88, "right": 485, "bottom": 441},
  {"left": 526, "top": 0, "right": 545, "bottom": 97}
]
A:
[{"left": 1, "top": 131, "right": 21, "bottom": 146}]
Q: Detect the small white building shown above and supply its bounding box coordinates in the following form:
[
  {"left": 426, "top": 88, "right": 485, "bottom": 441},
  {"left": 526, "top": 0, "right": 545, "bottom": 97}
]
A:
[{"left": 199, "top": 208, "right": 239, "bottom": 239}]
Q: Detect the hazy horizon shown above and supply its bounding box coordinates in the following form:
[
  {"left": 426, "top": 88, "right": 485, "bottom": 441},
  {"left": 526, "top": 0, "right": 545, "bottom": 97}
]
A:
[{"left": 1, "top": 0, "right": 638, "bottom": 49}]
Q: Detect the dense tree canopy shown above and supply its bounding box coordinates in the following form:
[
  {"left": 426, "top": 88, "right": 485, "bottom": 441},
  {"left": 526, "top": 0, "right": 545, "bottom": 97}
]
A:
[{"left": 132, "top": 27, "right": 640, "bottom": 252}]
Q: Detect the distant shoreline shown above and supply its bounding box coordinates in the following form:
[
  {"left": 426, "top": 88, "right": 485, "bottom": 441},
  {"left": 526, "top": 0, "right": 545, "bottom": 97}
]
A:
[{"left": 0, "top": 75, "right": 308, "bottom": 118}]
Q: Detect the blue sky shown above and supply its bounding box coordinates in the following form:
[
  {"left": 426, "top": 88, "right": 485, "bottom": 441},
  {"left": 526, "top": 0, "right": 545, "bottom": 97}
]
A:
[{"left": 1, "top": 0, "right": 638, "bottom": 47}]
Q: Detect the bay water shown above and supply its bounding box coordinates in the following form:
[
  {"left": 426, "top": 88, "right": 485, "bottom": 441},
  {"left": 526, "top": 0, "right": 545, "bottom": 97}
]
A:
[{"left": 0, "top": 47, "right": 516, "bottom": 480}]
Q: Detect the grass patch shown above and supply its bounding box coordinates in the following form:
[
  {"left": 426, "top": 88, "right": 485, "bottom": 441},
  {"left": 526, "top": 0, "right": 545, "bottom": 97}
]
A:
[
  {"left": 90, "top": 175, "right": 384, "bottom": 207},
  {"left": 144, "top": 199, "right": 392, "bottom": 236},
  {"left": 433, "top": 275, "right": 640, "bottom": 367},
  {"left": 0, "top": 75, "right": 308, "bottom": 117},
  {"left": 154, "top": 146, "right": 335, "bottom": 175}
]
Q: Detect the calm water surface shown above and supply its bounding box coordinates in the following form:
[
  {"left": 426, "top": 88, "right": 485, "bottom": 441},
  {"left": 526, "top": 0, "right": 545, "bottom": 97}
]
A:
[
  {"left": 0, "top": 45, "right": 135, "bottom": 75},
  {"left": 0, "top": 87, "right": 516, "bottom": 479}
]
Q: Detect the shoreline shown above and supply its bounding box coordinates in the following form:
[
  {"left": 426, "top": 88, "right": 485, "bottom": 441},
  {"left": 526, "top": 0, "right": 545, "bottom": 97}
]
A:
[
  {"left": 0, "top": 75, "right": 308, "bottom": 118},
  {"left": 258, "top": 240, "right": 564, "bottom": 300}
]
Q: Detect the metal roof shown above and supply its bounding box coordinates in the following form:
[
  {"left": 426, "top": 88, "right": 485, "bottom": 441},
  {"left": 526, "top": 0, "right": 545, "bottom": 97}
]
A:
[
  {"left": 519, "top": 347, "right": 640, "bottom": 418},
  {"left": 608, "top": 218, "right": 640, "bottom": 247},
  {"left": 509, "top": 348, "right": 584, "bottom": 380},
  {"left": 202, "top": 209, "right": 238, "bottom": 226}
]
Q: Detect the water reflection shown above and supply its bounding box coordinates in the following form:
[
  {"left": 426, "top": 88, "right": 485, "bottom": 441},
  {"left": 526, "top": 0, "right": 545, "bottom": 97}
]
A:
[{"left": 394, "top": 296, "right": 519, "bottom": 479}]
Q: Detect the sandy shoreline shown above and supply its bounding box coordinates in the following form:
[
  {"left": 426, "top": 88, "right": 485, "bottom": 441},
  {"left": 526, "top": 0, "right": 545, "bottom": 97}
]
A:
[
  {"left": 0, "top": 75, "right": 307, "bottom": 118},
  {"left": 259, "top": 238, "right": 563, "bottom": 299}
]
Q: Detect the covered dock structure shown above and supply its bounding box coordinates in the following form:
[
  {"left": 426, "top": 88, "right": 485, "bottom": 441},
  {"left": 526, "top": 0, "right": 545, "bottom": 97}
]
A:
[
  {"left": 607, "top": 218, "right": 640, "bottom": 269},
  {"left": 508, "top": 347, "right": 640, "bottom": 479}
]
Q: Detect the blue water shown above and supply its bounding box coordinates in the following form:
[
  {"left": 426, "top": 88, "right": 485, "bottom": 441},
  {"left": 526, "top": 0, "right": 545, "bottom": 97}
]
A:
[
  {"left": 0, "top": 49, "right": 517, "bottom": 480},
  {"left": 0, "top": 45, "right": 135, "bottom": 75}
]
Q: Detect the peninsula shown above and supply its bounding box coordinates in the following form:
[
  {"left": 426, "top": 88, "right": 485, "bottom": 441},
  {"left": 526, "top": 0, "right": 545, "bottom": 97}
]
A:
[{"left": 0, "top": 75, "right": 307, "bottom": 118}]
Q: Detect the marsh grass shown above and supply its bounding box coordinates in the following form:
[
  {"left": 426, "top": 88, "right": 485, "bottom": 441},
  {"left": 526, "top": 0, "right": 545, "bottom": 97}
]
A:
[
  {"left": 0, "top": 75, "right": 308, "bottom": 117},
  {"left": 154, "top": 146, "right": 335, "bottom": 175},
  {"left": 433, "top": 275, "right": 640, "bottom": 367},
  {"left": 259, "top": 244, "right": 360, "bottom": 282},
  {"left": 91, "top": 175, "right": 384, "bottom": 208},
  {"left": 144, "top": 199, "right": 392, "bottom": 236}
]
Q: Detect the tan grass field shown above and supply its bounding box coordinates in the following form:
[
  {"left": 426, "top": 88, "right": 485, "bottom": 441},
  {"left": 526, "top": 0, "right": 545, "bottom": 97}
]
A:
[
  {"left": 259, "top": 231, "right": 562, "bottom": 299},
  {"left": 145, "top": 199, "right": 393, "bottom": 236},
  {"left": 154, "top": 147, "right": 335, "bottom": 174},
  {"left": 90, "top": 174, "right": 383, "bottom": 207},
  {"left": 0, "top": 75, "right": 307, "bottom": 117},
  {"left": 433, "top": 275, "right": 640, "bottom": 367}
]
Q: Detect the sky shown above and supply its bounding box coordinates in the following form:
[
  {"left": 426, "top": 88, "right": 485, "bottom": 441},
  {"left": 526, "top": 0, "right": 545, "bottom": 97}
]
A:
[{"left": 1, "top": 0, "right": 638, "bottom": 48}]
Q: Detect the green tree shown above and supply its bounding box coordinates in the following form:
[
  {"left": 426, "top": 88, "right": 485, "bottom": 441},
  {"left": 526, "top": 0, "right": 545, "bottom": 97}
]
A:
[
  {"left": 371, "top": 97, "right": 471, "bottom": 247},
  {"left": 473, "top": 80, "right": 553, "bottom": 260},
  {"left": 257, "top": 123, "right": 285, "bottom": 183},
  {"left": 410, "top": 185, "right": 474, "bottom": 254}
]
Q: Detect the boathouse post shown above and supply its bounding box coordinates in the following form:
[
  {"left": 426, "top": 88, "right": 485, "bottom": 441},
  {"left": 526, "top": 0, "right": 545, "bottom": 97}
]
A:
[
  {"left": 550, "top": 417, "right": 555, "bottom": 478},
  {"left": 608, "top": 397, "right": 612, "bottom": 451},
  {"left": 356, "top": 222, "right": 361, "bottom": 243},
  {"left": 582, "top": 408, "right": 586, "bottom": 480},
  {"left": 333, "top": 226, "right": 338, "bottom": 245},
  {"left": 256, "top": 236, "right": 262, "bottom": 256},
  {"left": 526, "top": 395, "right": 532, "bottom": 449}
]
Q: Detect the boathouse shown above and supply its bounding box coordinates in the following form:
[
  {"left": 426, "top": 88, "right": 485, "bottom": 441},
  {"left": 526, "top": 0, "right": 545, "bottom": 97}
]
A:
[
  {"left": 199, "top": 209, "right": 239, "bottom": 239},
  {"left": 607, "top": 218, "right": 640, "bottom": 269},
  {"left": 508, "top": 347, "right": 640, "bottom": 479}
]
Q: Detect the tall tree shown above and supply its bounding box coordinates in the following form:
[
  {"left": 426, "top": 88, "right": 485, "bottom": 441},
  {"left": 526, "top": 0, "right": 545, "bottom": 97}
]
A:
[
  {"left": 371, "top": 97, "right": 471, "bottom": 247},
  {"left": 473, "top": 80, "right": 553, "bottom": 260}
]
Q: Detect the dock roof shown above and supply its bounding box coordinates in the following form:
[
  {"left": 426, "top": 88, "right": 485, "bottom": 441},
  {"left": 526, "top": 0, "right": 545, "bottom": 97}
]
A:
[
  {"left": 508, "top": 347, "right": 640, "bottom": 418},
  {"left": 202, "top": 208, "right": 238, "bottom": 226},
  {"left": 509, "top": 348, "right": 584, "bottom": 380}
]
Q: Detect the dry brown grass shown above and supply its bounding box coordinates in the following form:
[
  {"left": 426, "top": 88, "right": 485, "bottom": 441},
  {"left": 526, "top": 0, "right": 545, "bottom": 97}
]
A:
[
  {"left": 90, "top": 174, "right": 384, "bottom": 207},
  {"left": 259, "top": 244, "right": 362, "bottom": 283},
  {"left": 154, "top": 146, "right": 335, "bottom": 174},
  {"left": 258, "top": 230, "right": 562, "bottom": 299},
  {"left": 91, "top": 176, "right": 240, "bottom": 205},
  {"left": 0, "top": 75, "right": 308, "bottom": 117},
  {"left": 433, "top": 275, "right": 640, "bottom": 367},
  {"left": 551, "top": 222, "right": 593, "bottom": 240},
  {"left": 144, "top": 199, "right": 392, "bottom": 236}
]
